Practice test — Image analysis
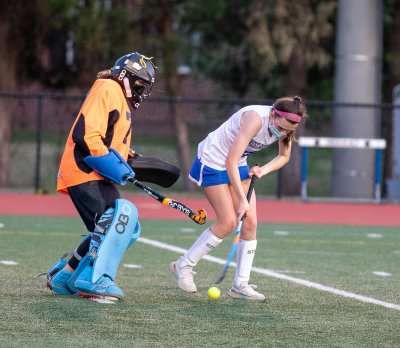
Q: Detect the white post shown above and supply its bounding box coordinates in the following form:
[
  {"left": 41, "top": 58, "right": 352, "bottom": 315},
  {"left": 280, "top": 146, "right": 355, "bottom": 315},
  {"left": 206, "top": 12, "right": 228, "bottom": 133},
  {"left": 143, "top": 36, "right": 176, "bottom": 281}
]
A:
[{"left": 332, "top": 0, "right": 382, "bottom": 199}]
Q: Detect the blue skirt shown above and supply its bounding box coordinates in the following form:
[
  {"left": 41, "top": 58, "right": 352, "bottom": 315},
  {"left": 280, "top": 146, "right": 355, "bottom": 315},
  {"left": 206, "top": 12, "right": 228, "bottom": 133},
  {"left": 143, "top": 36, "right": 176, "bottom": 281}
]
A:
[{"left": 189, "top": 156, "right": 250, "bottom": 187}]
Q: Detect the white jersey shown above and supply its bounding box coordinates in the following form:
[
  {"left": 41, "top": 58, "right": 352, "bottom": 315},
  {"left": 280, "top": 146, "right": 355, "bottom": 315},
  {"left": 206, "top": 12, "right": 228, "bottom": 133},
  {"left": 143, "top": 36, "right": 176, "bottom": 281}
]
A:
[{"left": 197, "top": 105, "right": 278, "bottom": 170}]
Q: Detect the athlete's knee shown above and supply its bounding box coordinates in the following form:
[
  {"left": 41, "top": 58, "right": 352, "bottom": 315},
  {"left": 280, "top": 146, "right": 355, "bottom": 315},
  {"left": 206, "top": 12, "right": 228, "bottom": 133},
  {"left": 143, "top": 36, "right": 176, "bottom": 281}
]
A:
[
  {"left": 228, "top": 220, "right": 238, "bottom": 233},
  {"left": 244, "top": 215, "right": 257, "bottom": 232},
  {"left": 241, "top": 216, "right": 258, "bottom": 239},
  {"left": 216, "top": 215, "right": 237, "bottom": 235}
]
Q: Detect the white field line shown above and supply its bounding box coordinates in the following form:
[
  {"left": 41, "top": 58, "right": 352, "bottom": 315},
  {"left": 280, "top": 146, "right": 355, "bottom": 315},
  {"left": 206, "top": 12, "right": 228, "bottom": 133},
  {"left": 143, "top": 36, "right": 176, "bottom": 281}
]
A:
[{"left": 137, "top": 237, "right": 400, "bottom": 311}]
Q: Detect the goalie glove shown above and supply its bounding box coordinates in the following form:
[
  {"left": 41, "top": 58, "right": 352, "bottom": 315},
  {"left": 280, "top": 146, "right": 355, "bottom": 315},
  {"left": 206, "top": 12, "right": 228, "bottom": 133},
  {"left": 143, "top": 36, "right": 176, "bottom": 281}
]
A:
[{"left": 83, "top": 148, "right": 135, "bottom": 185}]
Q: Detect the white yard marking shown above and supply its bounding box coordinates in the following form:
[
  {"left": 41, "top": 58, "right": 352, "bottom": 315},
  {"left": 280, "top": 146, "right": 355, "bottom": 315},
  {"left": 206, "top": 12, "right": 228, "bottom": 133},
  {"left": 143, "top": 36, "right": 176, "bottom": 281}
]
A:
[
  {"left": 367, "top": 233, "right": 383, "bottom": 239},
  {"left": 0, "top": 223, "right": 4, "bottom": 228},
  {"left": 181, "top": 228, "right": 195, "bottom": 233},
  {"left": 274, "top": 270, "right": 306, "bottom": 274},
  {"left": 123, "top": 264, "right": 142, "bottom": 269},
  {"left": 137, "top": 237, "right": 400, "bottom": 311},
  {"left": 394, "top": 250, "right": 400, "bottom": 255},
  {"left": 373, "top": 271, "right": 392, "bottom": 277},
  {"left": 274, "top": 231, "right": 289, "bottom": 236},
  {"left": 91, "top": 298, "right": 115, "bottom": 304},
  {"left": 1, "top": 260, "right": 18, "bottom": 265},
  {"left": 292, "top": 250, "right": 352, "bottom": 256}
]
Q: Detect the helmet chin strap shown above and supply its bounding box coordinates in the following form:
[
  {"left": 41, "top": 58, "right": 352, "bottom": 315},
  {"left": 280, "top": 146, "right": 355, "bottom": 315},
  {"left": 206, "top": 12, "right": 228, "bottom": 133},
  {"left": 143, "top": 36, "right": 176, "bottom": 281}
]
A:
[{"left": 123, "top": 77, "right": 132, "bottom": 98}]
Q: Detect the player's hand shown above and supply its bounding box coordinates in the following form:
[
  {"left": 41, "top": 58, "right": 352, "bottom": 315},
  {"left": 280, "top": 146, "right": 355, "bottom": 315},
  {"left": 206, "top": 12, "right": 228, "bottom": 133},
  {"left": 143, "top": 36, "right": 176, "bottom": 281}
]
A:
[
  {"left": 237, "top": 199, "right": 250, "bottom": 221},
  {"left": 250, "top": 165, "right": 262, "bottom": 179}
]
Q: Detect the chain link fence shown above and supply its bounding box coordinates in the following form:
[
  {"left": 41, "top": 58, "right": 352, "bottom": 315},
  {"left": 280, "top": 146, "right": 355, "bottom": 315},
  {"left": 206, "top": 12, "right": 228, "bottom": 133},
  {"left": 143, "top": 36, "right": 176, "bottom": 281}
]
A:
[{"left": 0, "top": 92, "right": 396, "bottom": 199}]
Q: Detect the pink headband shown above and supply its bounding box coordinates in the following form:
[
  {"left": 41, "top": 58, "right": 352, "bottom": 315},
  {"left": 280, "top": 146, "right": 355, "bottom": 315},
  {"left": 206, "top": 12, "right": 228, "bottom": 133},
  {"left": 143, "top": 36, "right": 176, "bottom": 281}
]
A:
[{"left": 273, "top": 108, "right": 302, "bottom": 123}]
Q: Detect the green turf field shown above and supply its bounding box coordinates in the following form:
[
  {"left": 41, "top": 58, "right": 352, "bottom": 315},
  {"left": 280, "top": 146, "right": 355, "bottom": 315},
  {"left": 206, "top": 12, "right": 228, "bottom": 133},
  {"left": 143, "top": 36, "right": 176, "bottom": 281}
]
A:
[{"left": 0, "top": 215, "right": 399, "bottom": 347}]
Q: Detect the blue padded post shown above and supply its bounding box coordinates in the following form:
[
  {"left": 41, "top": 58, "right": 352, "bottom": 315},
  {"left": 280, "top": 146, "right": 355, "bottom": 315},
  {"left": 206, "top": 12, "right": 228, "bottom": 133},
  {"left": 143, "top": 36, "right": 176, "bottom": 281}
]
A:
[
  {"left": 301, "top": 147, "right": 308, "bottom": 201},
  {"left": 374, "top": 149, "right": 382, "bottom": 203}
]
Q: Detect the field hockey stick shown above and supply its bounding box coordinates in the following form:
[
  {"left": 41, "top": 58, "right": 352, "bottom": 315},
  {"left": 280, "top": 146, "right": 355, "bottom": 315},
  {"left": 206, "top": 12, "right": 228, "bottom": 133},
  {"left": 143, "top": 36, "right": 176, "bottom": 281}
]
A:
[
  {"left": 127, "top": 178, "right": 207, "bottom": 225},
  {"left": 215, "top": 173, "right": 257, "bottom": 284}
]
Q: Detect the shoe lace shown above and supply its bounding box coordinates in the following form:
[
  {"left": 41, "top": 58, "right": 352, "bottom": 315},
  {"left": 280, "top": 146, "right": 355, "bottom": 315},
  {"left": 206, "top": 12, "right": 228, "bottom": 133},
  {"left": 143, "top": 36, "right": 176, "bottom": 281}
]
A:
[
  {"left": 180, "top": 266, "right": 196, "bottom": 278},
  {"left": 240, "top": 282, "right": 260, "bottom": 295}
]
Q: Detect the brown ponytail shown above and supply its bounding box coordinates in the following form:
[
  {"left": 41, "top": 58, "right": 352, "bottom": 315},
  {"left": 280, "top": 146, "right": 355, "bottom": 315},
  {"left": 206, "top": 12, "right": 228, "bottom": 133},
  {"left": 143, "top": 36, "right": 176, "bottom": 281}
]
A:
[{"left": 96, "top": 69, "right": 113, "bottom": 79}]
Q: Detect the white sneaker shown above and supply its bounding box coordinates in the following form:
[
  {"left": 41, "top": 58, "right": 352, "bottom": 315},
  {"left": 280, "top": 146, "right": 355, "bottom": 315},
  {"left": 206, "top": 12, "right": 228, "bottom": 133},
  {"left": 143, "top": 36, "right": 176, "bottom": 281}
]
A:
[
  {"left": 170, "top": 258, "right": 197, "bottom": 293},
  {"left": 228, "top": 282, "right": 265, "bottom": 301}
]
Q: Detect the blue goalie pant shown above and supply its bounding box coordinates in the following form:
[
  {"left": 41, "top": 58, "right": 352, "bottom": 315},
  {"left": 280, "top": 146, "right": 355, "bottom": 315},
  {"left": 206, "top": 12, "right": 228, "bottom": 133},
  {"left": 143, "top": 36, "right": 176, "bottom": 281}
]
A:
[{"left": 68, "top": 199, "right": 141, "bottom": 300}]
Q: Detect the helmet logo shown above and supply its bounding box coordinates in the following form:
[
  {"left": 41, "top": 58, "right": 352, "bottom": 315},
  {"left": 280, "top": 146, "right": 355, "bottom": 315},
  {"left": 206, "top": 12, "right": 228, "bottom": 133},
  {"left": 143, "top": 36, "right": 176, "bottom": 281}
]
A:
[
  {"left": 132, "top": 62, "right": 142, "bottom": 71},
  {"left": 118, "top": 69, "right": 127, "bottom": 81}
]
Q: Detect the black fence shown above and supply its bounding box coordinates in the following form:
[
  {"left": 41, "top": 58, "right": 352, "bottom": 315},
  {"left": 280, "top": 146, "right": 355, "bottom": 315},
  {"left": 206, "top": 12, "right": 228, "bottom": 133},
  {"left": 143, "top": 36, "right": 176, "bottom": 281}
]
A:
[{"left": 0, "top": 91, "right": 396, "bottom": 199}]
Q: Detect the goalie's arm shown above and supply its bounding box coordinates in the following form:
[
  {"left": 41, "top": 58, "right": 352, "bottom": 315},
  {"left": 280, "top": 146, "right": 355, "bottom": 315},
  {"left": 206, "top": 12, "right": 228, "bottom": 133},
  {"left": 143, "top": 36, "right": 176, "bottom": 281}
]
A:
[{"left": 83, "top": 148, "right": 135, "bottom": 185}]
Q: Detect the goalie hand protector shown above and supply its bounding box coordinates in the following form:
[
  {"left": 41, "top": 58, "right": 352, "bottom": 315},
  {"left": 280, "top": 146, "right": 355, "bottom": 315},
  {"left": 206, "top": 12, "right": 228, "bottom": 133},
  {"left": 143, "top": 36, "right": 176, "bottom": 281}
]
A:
[
  {"left": 127, "top": 150, "right": 180, "bottom": 188},
  {"left": 83, "top": 148, "right": 135, "bottom": 185}
]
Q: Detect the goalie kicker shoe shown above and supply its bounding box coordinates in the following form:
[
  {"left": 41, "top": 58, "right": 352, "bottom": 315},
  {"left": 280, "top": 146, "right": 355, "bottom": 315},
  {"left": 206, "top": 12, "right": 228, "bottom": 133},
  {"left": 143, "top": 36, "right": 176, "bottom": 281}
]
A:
[
  {"left": 71, "top": 260, "right": 125, "bottom": 301},
  {"left": 46, "top": 258, "right": 74, "bottom": 295},
  {"left": 46, "top": 259, "right": 67, "bottom": 289},
  {"left": 76, "top": 274, "right": 124, "bottom": 301},
  {"left": 228, "top": 282, "right": 265, "bottom": 301},
  {"left": 170, "top": 257, "right": 197, "bottom": 293},
  {"left": 49, "top": 269, "right": 74, "bottom": 295}
]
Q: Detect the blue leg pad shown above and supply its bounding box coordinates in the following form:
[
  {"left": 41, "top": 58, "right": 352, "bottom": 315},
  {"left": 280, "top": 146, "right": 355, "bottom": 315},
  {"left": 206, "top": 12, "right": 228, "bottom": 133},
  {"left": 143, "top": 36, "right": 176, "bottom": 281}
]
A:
[
  {"left": 91, "top": 199, "right": 139, "bottom": 283},
  {"left": 50, "top": 270, "right": 73, "bottom": 295},
  {"left": 66, "top": 199, "right": 140, "bottom": 300},
  {"left": 47, "top": 259, "right": 67, "bottom": 287},
  {"left": 128, "top": 221, "right": 141, "bottom": 249},
  {"left": 66, "top": 253, "right": 91, "bottom": 294}
]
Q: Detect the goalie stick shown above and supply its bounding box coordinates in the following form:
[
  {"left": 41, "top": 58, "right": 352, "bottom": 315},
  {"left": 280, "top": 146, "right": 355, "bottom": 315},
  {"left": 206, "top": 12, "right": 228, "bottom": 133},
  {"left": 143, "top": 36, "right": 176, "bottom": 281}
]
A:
[{"left": 128, "top": 178, "right": 207, "bottom": 225}]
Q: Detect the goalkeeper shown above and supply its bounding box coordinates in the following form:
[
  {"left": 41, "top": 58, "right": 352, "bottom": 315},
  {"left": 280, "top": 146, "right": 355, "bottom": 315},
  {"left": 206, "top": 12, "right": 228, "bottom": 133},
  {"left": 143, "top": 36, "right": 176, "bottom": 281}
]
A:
[{"left": 46, "top": 52, "right": 179, "bottom": 301}]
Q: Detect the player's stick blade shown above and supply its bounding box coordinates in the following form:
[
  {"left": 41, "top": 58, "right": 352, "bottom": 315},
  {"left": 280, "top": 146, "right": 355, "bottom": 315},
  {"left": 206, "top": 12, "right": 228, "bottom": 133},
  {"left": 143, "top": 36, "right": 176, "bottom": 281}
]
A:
[{"left": 215, "top": 270, "right": 227, "bottom": 284}]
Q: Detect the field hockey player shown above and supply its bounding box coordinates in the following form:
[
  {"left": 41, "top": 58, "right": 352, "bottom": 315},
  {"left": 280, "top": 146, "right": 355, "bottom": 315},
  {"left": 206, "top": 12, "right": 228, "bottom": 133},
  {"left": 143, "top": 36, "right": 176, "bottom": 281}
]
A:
[
  {"left": 171, "top": 96, "right": 307, "bottom": 300},
  {"left": 46, "top": 52, "right": 178, "bottom": 301}
]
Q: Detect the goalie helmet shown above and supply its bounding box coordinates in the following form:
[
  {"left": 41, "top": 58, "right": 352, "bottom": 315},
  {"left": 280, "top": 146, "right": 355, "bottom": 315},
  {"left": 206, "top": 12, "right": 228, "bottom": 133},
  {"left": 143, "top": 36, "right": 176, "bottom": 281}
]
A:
[{"left": 111, "top": 52, "right": 156, "bottom": 108}]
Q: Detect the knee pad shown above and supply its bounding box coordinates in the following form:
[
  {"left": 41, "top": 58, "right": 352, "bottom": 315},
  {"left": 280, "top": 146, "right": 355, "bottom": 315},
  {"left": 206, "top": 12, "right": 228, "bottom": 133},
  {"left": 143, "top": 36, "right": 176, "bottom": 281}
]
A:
[{"left": 90, "top": 199, "right": 141, "bottom": 283}]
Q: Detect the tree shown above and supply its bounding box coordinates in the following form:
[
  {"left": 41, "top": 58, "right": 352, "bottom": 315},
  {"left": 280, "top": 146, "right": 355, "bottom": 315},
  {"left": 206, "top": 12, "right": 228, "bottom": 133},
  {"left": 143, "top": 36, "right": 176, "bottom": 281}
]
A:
[
  {"left": 0, "top": 0, "right": 133, "bottom": 188},
  {"left": 181, "top": 0, "right": 277, "bottom": 97},
  {"left": 0, "top": 2, "right": 30, "bottom": 187},
  {"left": 37, "top": 0, "right": 131, "bottom": 89},
  {"left": 182, "top": 0, "right": 336, "bottom": 195},
  {"left": 132, "top": 0, "right": 194, "bottom": 191},
  {"left": 156, "top": 0, "right": 194, "bottom": 191},
  {"left": 270, "top": 0, "right": 336, "bottom": 195}
]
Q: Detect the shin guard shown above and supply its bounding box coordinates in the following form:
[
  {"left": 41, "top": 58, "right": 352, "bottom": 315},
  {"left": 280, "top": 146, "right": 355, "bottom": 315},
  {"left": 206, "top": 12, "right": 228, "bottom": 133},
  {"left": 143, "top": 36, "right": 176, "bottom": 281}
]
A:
[
  {"left": 68, "top": 199, "right": 140, "bottom": 299},
  {"left": 91, "top": 199, "right": 140, "bottom": 282}
]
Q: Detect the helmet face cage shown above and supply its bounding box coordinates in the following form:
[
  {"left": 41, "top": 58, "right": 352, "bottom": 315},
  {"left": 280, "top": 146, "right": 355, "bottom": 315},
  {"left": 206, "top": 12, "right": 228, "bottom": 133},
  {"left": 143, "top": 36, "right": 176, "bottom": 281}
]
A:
[
  {"left": 124, "top": 74, "right": 153, "bottom": 106},
  {"left": 129, "top": 75, "right": 153, "bottom": 103},
  {"left": 111, "top": 53, "right": 156, "bottom": 108}
]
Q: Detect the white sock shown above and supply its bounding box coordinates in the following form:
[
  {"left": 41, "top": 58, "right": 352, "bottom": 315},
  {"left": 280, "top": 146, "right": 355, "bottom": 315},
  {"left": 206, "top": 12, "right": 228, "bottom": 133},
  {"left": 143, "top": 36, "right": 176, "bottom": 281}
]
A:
[
  {"left": 180, "top": 228, "right": 222, "bottom": 267},
  {"left": 233, "top": 239, "right": 258, "bottom": 288}
]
